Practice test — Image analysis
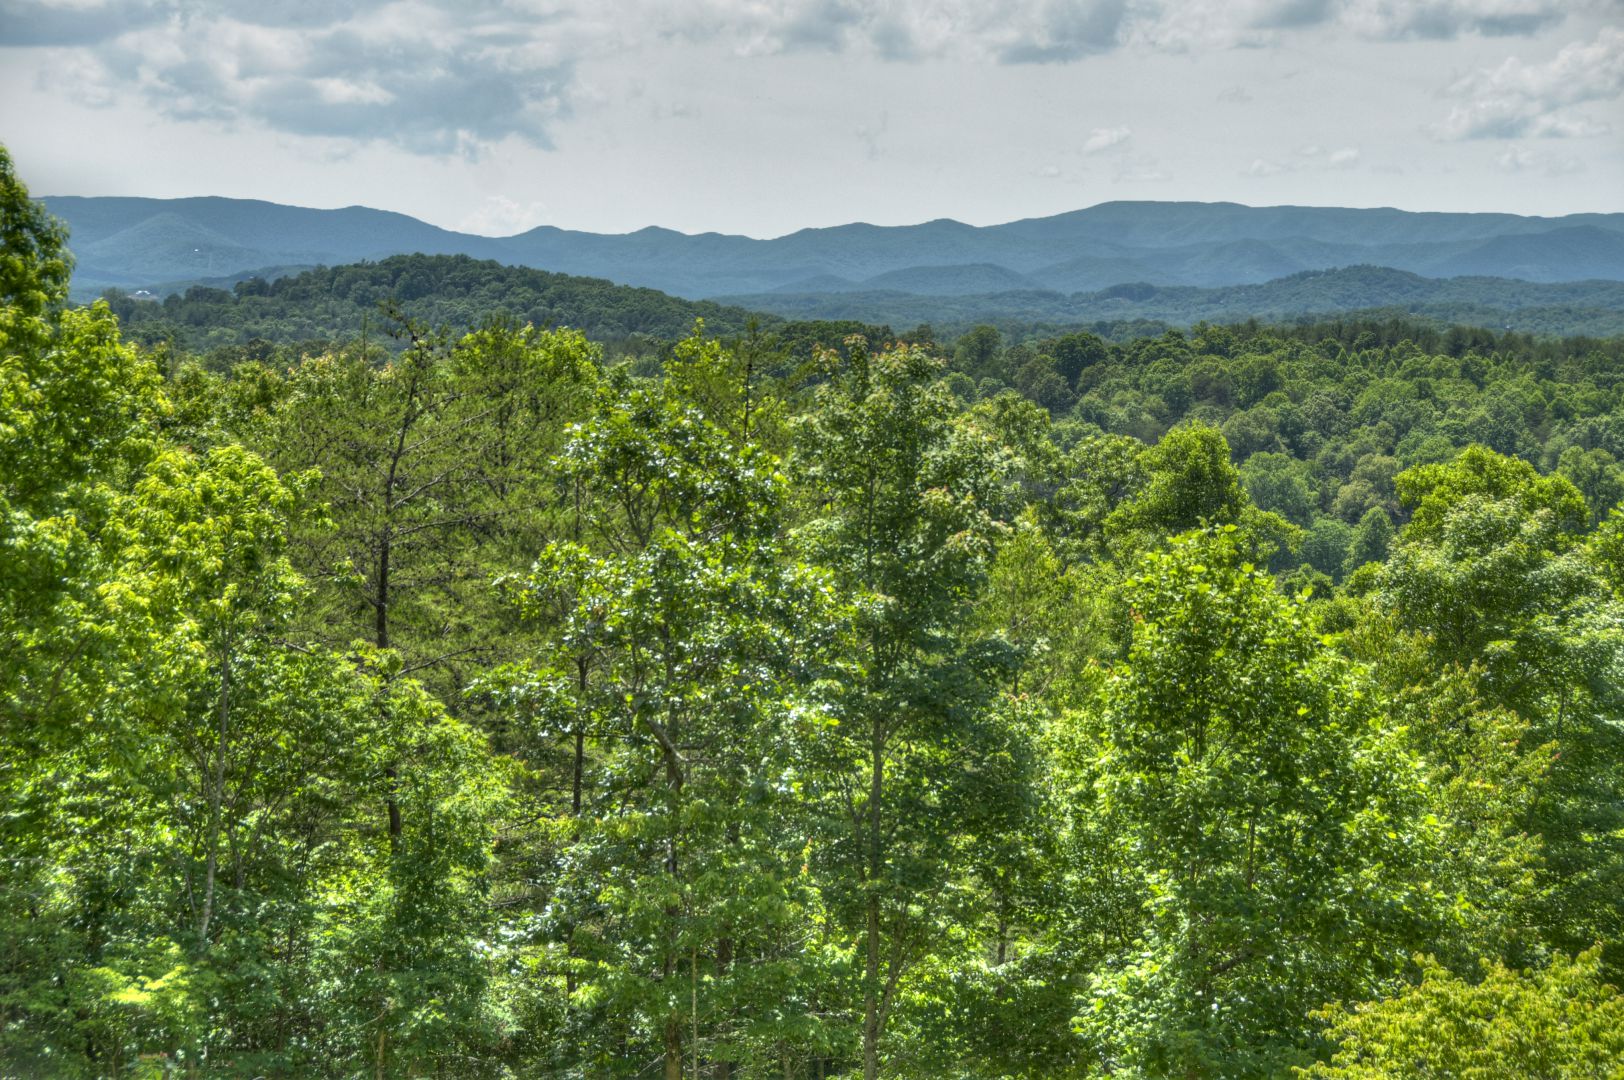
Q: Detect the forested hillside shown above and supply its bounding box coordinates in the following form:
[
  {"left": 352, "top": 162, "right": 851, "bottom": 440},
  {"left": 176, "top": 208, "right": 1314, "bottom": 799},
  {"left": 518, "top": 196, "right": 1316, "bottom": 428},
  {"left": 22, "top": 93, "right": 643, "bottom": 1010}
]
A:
[
  {"left": 7, "top": 143, "right": 1624, "bottom": 1080},
  {"left": 99, "top": 258, "right": 1624, "bottom": 356},
  {"left": 724, "top": 265, "right": 1624, "bottom": 338},
  {"left": 100, "top": 254, "right": 775, "bottom": 355}
]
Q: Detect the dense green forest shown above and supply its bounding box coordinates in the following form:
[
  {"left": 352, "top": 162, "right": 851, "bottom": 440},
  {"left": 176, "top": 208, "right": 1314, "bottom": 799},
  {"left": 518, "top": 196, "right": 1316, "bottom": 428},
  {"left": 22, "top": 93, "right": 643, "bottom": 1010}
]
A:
[
  {"left": 5, "top": 144, "right": 1624, "bottom": 1078},
  {"left": 97, "top": 257, "right": 1624, "bottom": 361},
  {"left": 721, "top": 266, "right": 1624, "bottom": 340},
  {"left": 100, "top": 256, "right": 775, "bottom": 357}
]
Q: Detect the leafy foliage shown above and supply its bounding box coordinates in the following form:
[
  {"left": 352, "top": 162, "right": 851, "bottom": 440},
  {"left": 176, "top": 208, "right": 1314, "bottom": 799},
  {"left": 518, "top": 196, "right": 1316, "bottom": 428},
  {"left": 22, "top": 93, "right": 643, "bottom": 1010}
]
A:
[
  {"left": 5, "top": 143, "right": 1623, "bottom": 1078},
  {"left": 1302, "top": 949, "right": 1624, "bottom": 1079},
  {"left": 1072, "top": 528, "right": 1441, "bottom": 1077}
]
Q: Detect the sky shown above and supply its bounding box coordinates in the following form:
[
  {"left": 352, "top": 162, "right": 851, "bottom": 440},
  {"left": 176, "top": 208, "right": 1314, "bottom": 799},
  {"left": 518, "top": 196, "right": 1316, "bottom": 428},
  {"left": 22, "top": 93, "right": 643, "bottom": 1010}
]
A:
[{"left": 1, "top": 0, "right": 1622, "bottom": 238}]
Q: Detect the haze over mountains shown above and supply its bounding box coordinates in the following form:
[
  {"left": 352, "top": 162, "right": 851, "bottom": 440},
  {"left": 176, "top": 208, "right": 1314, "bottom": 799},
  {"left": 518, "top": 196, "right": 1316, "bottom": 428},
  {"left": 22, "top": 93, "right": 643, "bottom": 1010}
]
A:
[{"left": 46, "top": 196, "right": 1624, "bottom": 307}]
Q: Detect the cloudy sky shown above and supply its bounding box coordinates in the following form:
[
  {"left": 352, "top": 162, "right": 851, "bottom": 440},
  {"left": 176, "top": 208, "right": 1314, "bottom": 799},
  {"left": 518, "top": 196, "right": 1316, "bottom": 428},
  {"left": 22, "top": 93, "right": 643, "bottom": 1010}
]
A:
[{"left": 2, "top": 0, "right": 1621, "bottom": 237}]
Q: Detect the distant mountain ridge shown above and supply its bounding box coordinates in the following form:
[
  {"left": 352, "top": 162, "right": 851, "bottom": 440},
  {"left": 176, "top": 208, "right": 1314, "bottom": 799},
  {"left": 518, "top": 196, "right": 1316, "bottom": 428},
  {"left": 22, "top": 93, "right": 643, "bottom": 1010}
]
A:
[{"left": 46, "top": 195, "right": 1624, "bottom": 302}]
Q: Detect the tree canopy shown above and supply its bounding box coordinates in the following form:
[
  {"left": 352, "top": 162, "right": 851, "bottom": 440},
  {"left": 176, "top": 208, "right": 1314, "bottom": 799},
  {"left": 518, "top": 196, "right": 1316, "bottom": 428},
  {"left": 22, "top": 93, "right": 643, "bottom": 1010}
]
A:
[{"left": 4, "top": 142, "right": 1623, "bottom": 1078}]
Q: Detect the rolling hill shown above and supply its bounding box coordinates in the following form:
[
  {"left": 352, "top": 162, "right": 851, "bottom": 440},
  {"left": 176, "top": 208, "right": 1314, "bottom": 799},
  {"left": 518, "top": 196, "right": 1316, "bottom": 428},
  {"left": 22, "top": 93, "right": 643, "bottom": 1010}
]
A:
[
  {"left": 98, "top": 258, "right": 1624, "bottom": 349},
  {"left": 99, "top": 254, "right": 776, "bottom": 352}
]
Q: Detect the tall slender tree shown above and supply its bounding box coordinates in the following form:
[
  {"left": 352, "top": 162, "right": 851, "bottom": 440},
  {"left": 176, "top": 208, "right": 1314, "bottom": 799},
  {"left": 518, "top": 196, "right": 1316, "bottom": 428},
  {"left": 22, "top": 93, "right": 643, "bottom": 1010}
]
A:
[{"left": 794, "top": 340, "right": 1013, "bottom": 1079}]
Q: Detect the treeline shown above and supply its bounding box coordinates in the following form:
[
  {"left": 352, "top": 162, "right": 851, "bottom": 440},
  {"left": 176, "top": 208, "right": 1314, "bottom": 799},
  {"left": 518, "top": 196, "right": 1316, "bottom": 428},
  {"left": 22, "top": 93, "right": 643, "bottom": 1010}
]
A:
[
  {"left": 97, "top": 256, "right": 919, "bottom": 381},
  {"left": 5, "top": 146, "right": 1624, "bottom": 1078},
  {"left": 724, "top": 265, "right": 1624, "bottom": 340},
  {"left": 101, "top": 253, "right": 773, "bottom": 355}
]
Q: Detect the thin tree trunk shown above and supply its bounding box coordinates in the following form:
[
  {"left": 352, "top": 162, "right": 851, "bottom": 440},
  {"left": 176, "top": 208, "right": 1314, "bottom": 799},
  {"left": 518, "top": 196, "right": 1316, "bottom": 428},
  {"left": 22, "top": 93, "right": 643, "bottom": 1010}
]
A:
[
  {"left": 573, "top": 657, "right": 588, "bottom": 815},
  {"left": 377, "top": 527, "right": 402, "bottom": 851},
  {"left": 567, "top": 661, "right": 588, "bottom": 997},
  {"left": 384, "top": 764, "right": 402, "bottom": 852},
  {"left": 198, "top": 637, "right": 231, "bottom": 945},
  {"left": 692, "top": 945, "right": 700, "bottom": 1080},
  {"left": 715, "top": 819, "right": 738, "bottom": 1080},
  {"left": 376, "top": 527, "right": 390, "bottom": 650},
  {"left": 662, "top": 724, "right": 685, "bottom": 1080},
  {"left": 715, "top": 931, "right": 734, "bottom": 1080},
  {"left": 863, "top": 725, "right": 884, "bottom": 1080}
]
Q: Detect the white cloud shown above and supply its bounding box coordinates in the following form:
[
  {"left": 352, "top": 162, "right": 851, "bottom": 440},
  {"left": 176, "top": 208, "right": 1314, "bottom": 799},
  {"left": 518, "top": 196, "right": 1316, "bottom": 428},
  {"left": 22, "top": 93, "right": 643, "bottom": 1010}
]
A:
[
  {"left": 459, "top": 194, "right": 551, "bottom": 236},
  {"left": 4, "top": 1, "right": 1143, "bottom": 155},
  {"left": 1246, "top": 0, "right": 1338, "bottom": 30},
  {"left": 856, "top": 111, "right": 890, "bottom": 161},
  {"left": 31, "top": 1, "right": 578, "bottom": 154},
  {"left": 1494, "top": 146, "right": 1533, "bottom": 169},
  {"left": 1494, "top": 145, "right": 1588, "bottom": 173},
  {"left": 1082, "top": 126, "right": 1132, "bottom": 153},
  {"left": 1433, "top": 26, "right": 1624, "bottom": 139},
  {"left": 670, "top": 0, "right": 1129, "bottom": 62},
  {"left": 3, "top": 0, "right": 1619, "bottom": 166},
  {"left": 628, "top": 0, "right": 1133, "bottom": 63},
  {"left": 310, "top": 78, "right": 395, "bottom": 107},
  {"left": 1125, "top": 0, "right": 1593, "bottom": 51},
  {"left": 1113, "top": 155, "right": 1170, "bottom": 181},
  {"left": 1340, "top": 0, "right": 1572, "bottom": 41},
  {"left": 994, "top": 0, "right": 1131, "bottom": 63},
  {"left": 1245, "top": 145, "right": 1361, "bottom": 175}
]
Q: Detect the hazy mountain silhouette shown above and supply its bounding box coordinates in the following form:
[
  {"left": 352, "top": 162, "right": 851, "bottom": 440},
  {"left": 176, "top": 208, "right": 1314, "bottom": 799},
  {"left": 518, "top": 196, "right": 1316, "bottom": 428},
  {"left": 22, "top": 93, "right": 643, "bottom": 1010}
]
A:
[{"left": 46, "top": 196, "right": 1624, "bottom": 303}]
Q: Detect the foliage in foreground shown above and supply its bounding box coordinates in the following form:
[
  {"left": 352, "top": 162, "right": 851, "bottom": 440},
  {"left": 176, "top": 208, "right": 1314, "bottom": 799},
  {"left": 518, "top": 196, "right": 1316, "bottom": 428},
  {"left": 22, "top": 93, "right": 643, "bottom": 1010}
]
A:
[
  {"left": 4, "top": 141, "right": 1624, "bottom": 1077},
  {"left": 1302, "top": 949, "right": 1624, "bottom": 1079}
]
